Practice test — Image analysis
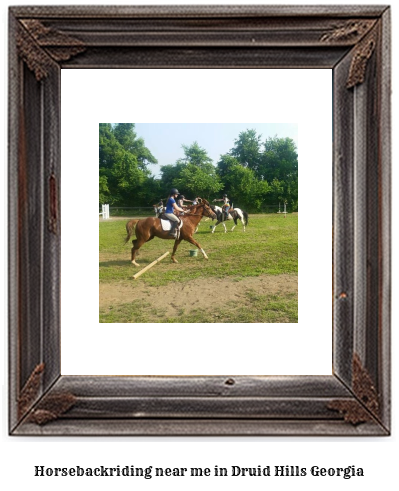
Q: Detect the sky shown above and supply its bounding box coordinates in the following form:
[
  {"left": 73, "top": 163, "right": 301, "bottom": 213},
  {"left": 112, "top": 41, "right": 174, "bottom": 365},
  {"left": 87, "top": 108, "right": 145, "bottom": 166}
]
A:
[{"left": 134, "top": 123, "right": 298, "bottom": 178}]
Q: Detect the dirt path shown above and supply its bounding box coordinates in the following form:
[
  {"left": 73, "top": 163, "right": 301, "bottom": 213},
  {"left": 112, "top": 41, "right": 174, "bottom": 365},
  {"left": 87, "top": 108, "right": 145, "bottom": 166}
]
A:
[{"left": 100, "top": 274, "right": 298, "bottom": 319}]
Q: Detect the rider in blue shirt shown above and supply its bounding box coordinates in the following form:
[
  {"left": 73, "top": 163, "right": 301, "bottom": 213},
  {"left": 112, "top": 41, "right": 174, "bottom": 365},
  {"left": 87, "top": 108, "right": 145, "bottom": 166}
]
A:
[{"left": 165, "top": 188, "right": 185, "bottom": 237}]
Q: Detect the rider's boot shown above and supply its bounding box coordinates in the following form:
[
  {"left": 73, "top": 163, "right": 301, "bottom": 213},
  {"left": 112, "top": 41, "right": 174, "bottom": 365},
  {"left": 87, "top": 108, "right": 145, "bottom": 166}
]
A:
[{"left": 169, "top": 222, "right": 177, "bottom": 237}]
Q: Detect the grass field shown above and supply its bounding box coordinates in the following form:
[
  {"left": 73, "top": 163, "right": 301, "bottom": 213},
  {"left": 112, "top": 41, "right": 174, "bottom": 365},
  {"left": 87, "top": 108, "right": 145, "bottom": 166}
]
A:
[{"left": 99, "top": 213, "right": 298, "bottom": 323}]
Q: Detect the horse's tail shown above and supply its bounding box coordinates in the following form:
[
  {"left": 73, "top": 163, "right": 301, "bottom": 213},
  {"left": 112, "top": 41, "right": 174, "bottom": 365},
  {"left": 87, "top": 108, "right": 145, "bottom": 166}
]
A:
[
  {"left": 243, "top": 211, "right": 249, "bottom": 226},
  {"left": 124, "top": 219, "right": 139, "bottom": 244}
]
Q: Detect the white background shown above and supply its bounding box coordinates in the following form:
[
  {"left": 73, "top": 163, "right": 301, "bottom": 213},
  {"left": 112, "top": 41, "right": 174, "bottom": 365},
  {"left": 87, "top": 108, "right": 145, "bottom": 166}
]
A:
[
  {"left": 1, "top": 1, "right": 397, "bottom": 490},
  {"left": 61, "top": 69, "right": 332, "bottom": 376}
]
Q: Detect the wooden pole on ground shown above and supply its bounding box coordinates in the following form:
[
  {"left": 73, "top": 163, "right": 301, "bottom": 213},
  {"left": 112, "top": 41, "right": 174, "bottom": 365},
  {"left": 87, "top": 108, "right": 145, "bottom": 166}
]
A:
[{"left": 132, "top": 251, "right": 170, "bottom": 279}]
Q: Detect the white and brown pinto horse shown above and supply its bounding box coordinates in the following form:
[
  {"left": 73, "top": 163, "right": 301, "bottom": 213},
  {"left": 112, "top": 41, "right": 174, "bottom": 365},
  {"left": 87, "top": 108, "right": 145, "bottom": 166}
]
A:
[
  {"left": 210, "top": 205, "right": 249, "bottom": 233},
  {"left": 125, "top": 200, "right": 216, "bottom": 266}
]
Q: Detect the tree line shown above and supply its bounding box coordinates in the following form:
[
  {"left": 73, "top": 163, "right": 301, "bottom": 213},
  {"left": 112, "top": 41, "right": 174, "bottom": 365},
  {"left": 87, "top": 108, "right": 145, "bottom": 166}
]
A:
[{"left": 99, "top": 123, "right": 298, "bottom": 212}]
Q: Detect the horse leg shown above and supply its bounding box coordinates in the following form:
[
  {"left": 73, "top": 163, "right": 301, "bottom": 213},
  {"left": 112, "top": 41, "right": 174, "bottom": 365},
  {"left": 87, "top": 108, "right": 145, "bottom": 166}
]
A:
[
  {"left": 131, "top": 236, "right": 153, "bottom": 266},
  {"left": 237, "top": 211, "right": 246, "bottom": 232},
  {"left": 131, "top": 238, "right": 143, "bottom": 266},
  {"left": 231, "top": 218, "right": 237, "bottom": 232},
  {"left": 211, "top": 220, "right": 226, "bottom": 234},
  {"left": 171, "top": 238, "right": 182, "bottom": 263},
  {"left": 184, "top": 236, "right": 209, "bottom": 260}
]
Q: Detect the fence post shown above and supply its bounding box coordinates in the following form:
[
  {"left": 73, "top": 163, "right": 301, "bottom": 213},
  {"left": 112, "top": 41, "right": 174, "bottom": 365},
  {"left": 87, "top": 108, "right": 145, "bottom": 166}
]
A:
[{"left": 100, "top": 204, "right": 110, "bottom": 220}]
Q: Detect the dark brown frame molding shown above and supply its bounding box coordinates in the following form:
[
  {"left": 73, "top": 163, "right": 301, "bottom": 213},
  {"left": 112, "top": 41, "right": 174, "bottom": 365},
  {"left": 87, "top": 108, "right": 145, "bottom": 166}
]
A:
[{"left": 9, "top": 5, "right": 391, "bottom": 436}]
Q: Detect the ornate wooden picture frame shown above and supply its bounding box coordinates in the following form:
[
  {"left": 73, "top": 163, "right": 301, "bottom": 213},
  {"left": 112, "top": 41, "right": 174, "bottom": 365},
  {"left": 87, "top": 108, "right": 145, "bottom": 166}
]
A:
[{"left": 9, "top": 5, "right": 391, "bottom": 436}]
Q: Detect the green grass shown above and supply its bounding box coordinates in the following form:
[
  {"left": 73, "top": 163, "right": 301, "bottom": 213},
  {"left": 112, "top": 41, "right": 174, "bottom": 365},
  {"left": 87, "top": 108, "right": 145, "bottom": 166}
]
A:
[
  {"left": 99, "top": 213, "right": 298, "bottom": 323},
  {"left": 100, "top": 214, "right": 298, "bottom": 286}
]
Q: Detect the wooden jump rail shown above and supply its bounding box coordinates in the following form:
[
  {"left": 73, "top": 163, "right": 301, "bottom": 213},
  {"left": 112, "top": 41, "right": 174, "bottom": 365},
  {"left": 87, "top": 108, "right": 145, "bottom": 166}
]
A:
[{"left": 132, "top": 251, "right": 170, "bottom": 279}]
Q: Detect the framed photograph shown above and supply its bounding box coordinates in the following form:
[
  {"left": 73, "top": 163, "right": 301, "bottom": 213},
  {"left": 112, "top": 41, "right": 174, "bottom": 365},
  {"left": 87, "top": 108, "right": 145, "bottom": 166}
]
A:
[
  {"left": 96, "top": 120, "right": 301, "bottom": 327},
  {"left": 9, "top": 5, "right": 390, "bottom": 435}
]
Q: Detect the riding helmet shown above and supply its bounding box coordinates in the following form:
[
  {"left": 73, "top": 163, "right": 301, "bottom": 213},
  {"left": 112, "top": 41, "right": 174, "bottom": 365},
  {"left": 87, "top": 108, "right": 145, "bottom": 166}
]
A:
[{"left": 170, "top": 188, "right": 179, "bottom": 195}]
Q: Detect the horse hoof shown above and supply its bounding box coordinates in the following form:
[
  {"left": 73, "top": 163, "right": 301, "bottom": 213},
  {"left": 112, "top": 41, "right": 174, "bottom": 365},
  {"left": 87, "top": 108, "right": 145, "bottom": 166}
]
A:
[
  {"left": 171, "top": 257, "right": 179, "bottom": 264},
  {"left": 132, "top": 261, "right": 139, "bottom": 267}
]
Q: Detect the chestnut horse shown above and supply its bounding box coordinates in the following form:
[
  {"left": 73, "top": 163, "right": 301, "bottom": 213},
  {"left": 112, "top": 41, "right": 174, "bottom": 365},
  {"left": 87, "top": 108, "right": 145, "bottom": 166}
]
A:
[{"left": 125, "top": 199, "right": 217, "bottom": 266}]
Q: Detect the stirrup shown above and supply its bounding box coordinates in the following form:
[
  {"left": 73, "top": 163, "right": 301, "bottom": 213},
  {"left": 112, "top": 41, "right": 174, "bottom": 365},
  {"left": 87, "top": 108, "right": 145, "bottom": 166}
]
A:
[{"left": 169, "top": 224, "right": 176, "bottom": 236}]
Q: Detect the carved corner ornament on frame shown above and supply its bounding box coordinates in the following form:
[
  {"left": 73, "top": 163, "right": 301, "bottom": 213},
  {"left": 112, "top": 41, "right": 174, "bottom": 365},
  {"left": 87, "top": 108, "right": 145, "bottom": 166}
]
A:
[{"left": 9, "top": 5, "right": 391, "bottom": 436}]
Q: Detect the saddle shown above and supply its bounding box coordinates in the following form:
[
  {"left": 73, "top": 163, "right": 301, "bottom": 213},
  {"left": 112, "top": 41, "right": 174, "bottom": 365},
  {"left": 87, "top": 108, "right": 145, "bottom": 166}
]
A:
[
  {"left": 222, "top": 205, "right": 233, "bottom": 220},
  {"left": 159, "top": 214, "right": 183, "bottom": 232},
  {"left": 222, "top": 210, "right": 233, "bottom": 220}
]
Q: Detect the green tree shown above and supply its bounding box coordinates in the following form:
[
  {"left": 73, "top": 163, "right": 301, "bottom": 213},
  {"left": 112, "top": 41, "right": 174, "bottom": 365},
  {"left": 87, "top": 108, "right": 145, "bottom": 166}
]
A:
[
  {"left": 144, "top": 176, "right": 164, "bottom": 205},
  {"left": 99, "top": 174, "right": 110, "bottom": 204},
  {"left": 219, "top": 161, "right": 270, "bottom": 212},
  {"left": 99, "top": 123, "right": 158, "bottom": 206},
  {"left": 177, "top": 141, "right": 213, "bottom": 168},
  {"left": 160, "top": 142, "right": 222, "bottom": 199},
  {"left": 261, "top": 137, "right": 298, "bottom": 210},
  {"left": 159, "top": 163, "right": 187, "bottom": 197},
  {"left": 216, "top": 154, "right": 241, "bottom": 198},
  {"left": 219, "top": 132, "right": 298, "bottom": 211},
  {"left": 99, "top": 123, "right": 120, "bottom": 169},
  {"left": 230, "top": 129, "right": 263, "bottom": 174},
  {"left": 261, "top": 136, "right": 298, "bottom": 182},
  {"left": 176, "top": 163, "right": 223, "bottom": 200},
  {"left": 216, "top": 154, "right": 240, "bottom": 179},
  {"left": 114, "top": 123, "right": 157, "bottom": 169}
]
